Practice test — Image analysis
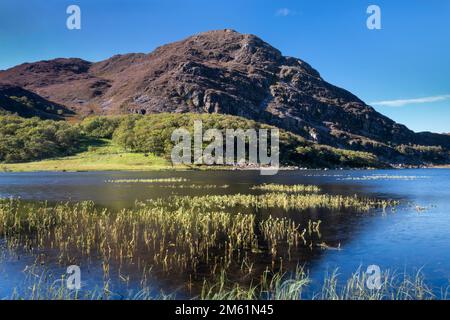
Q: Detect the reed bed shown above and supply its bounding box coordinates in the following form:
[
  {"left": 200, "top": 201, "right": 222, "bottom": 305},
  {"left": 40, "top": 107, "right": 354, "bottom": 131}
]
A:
[
  {"left": 0, "top": 199, "right": 260, "bottom": 274},
  {"left": 167, "top": 193, "right": 398, "bottom": 212},
  {"left": 259, "top": 216, "right": 306, "bottom": 256},
  {"left": 0, "top": 184, "right": 407, "bottom": 300},
  {"left": 316, "top": 268, "right": 439, "bottom": 300},
  {"left": 251, "top": 184, "right": 321, "bottom": 193},
  {"left": 0, "top": 194, "right": 339, "bottom": 282},
  {"left": 200, "top": 267, "right": 443, "bottom": 300},
  {"left": 6, "top": 265, "right": 174, "bottom": 300},
  {"left": 6, "top": 264, "right": 444, "bottom": 300},
  {"left": 0, "top": 189, "right": 397, "bottom": 279}
]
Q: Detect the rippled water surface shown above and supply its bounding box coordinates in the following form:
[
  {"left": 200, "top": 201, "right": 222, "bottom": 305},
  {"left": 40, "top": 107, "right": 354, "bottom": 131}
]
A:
[{"left": 0, "top": 169, "right": 449, "bottom": 298}]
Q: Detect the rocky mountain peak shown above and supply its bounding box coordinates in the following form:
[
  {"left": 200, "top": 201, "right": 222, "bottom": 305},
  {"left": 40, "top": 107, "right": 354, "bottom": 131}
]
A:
[{"left": 0, "top": 29, "right": 449, "bottom": 162}]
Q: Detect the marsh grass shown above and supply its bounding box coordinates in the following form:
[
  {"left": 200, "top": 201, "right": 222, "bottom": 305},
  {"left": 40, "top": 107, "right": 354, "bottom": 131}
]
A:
[
  {"left": 0, "top": 184, "right": 412, "bottom": 300},
  {"left": 5, "top": 264, "right": 446, "bottom": 300},
  {"left": 200, "top": 267, "right": 445, "bottom": 300},
  {"left": 317, "top": 268, "right": 441, "bottom": 300},
  {"left": 7, "top": 264, "right": 175, "bottom": 300},
  {"left": 0, "top": 200, "right": 259, "bottom": 274},
  {"left": 259, "top": 216, "right": 306, "bottom": 256},
  {"left": 0, "top": 188, "right": 397, "bottom": 278},
  {"left": 167, "top": 193, "right": 398, "bottom": 212}
]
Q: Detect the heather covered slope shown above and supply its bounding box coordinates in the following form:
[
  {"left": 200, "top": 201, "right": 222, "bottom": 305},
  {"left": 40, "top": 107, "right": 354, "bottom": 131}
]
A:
[
  {"left": 0, "top": 83, "right": 74, "bottom": 119},
  {"left": 0, "top": 29, "right": 449, "bottom": 164}
]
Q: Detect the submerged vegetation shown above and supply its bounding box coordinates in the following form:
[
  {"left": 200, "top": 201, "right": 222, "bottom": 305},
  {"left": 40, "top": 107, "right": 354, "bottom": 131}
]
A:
[{"left": 0, "top": 181, "right": 412, "bottom": 300}]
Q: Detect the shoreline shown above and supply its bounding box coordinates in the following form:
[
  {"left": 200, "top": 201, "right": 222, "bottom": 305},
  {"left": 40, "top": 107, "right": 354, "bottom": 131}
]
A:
[
  {"left": 426, "top": 164, "right": 450, "bottom": 168},
  {"left": 1, "top": 139, "right": 448, "bottom": 173},
  {"left": 2, "top": 164, "right": 449, "bottom": 173}
]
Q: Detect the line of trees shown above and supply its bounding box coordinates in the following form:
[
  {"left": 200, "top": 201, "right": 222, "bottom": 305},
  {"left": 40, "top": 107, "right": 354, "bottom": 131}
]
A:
[
  {"left": 0, "top": 113, "right": 382, "bottom": 168},
  {"left": 0, "top": 116, "right": 83, "bottom": 162}
]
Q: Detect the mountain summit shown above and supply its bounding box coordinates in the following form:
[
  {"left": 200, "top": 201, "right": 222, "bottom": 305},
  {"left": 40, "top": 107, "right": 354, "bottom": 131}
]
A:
[{"left": 1, "top": 29, "right": 449, "bottom": 163}]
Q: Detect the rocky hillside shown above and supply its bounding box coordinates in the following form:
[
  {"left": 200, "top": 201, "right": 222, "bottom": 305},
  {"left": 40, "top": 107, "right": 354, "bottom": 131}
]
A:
[
  {"left": 0, "top": 83, "right": 73, "bottom": 119},
  {"left": 0, "top": 29, "right": 449, "bottom": 164}
]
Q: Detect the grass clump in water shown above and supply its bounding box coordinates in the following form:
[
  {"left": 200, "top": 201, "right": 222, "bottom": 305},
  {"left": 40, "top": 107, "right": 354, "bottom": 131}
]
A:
[
  {"left": 169, "top": 193, "right": 398, "bottom": 212},
  {"left": 251, "top": 183, "right": 321, "bottom": 193},
  {"left": 156, "top": 184, "right": 229, "bottom": 189}
]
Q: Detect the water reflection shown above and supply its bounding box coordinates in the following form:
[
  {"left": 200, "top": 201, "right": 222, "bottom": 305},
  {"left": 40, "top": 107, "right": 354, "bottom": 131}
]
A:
[{"left": 0, "top": 169, "right": 449, "bottom": 298}]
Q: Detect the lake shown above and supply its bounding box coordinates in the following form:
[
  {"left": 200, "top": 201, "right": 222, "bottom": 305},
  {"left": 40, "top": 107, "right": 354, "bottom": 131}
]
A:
[{"left": 0, "top": 169, "right": 449, "bottom": 299}]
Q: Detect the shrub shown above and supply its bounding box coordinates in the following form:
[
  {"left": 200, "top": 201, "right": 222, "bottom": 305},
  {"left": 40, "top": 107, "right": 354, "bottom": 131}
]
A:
[
  {"left": 81, "top": 116, "right": 121, "bottom": 139},
  {"left": 0, "top": 116, "right": 83, "bottom": 163}
]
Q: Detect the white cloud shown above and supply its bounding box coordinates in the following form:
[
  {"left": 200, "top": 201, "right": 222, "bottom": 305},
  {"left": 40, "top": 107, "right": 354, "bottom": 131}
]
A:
[
  {"left": 370, "top": 94, "right": 450, "bottom": 107},
  {"left": 276, "top": 8, "right": 295, "bottom": 17}
]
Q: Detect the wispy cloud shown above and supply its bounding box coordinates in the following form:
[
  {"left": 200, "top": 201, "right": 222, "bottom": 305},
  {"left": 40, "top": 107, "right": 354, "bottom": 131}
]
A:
[
  {"left": 275, "top": 8, "right": 295, "bottom": 17},
  {"left": 370, "top": 94, "right": 450, "bottom": 107}
]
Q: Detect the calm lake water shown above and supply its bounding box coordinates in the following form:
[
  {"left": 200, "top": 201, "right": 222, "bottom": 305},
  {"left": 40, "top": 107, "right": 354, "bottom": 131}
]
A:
[{"left": 0, "top": 169, "right": 449, "bottom": 299}]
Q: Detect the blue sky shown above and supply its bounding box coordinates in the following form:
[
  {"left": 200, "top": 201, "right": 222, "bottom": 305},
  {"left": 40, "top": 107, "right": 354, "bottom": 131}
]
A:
[{"left": 0, "top": 0, "right": 449, "bottom": 133}]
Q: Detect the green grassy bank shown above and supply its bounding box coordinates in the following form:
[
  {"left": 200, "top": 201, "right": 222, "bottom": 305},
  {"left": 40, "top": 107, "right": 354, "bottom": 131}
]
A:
[{"left": 0, "top": 140, "right": 177, "bottom": 172}]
